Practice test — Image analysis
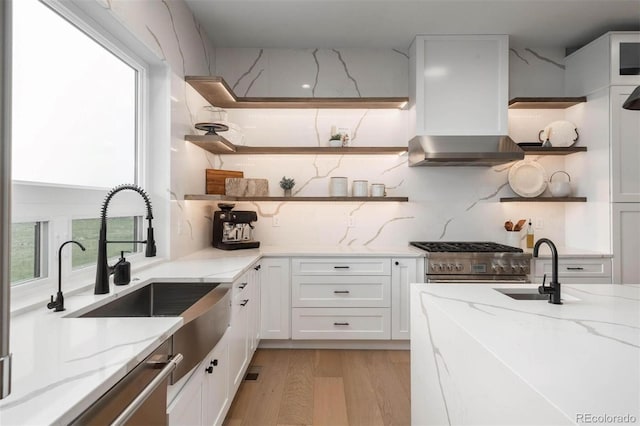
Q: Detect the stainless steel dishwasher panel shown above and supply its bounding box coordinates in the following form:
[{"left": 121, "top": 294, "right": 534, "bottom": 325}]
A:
[{"left": 70, "top": 340, "right": 175, "bottom": 426}]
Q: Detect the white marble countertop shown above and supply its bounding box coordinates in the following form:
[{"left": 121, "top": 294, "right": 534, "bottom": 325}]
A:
[
  {"left": 525, "top": 246, "right": 612, "bottom": 258},
  {"left": 259, "top": 244, "right": 425, "bottom": 257},
  {"left": 0, "top": 244, "right": 421, "bottom": 425},
  {"left": 411, "top": 283, "right": 639, "bottom": 425},
  {"left": 0, "top": 249, "right": 262, "bottom": 425}
]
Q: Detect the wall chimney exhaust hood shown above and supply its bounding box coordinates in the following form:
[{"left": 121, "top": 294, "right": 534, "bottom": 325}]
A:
[{"left": 408, "top": 135, "right": 524, "bottom": 167}]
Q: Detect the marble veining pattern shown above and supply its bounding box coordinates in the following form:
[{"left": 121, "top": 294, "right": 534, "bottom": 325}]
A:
[
  {"left": 206, "top": 44, "right": 570, "bottom": 249},
  {"left": 411, "top": 284, "right": 640, "bottom": 425},
  {"left": 525, "top": 48, "right": 565, "bottom": 69},
  {"left": 332, "top": 49, "right": 362, "bottom": 97},
  {"left": 418, "top": 291, "right": 453, "bottom": 426},
  {"left": 424, "top": 290, "right": 640, "bottom": 348},
  {"left": 231, "top": 49, "right": 264, "bottom": 92},
  {"left": 509, "top": 47, "right": 529, "bottom": 64}
]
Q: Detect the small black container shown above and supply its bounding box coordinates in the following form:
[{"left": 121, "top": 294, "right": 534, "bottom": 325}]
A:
[{"left": 113, "top": 251, "right": 131, "bottom": 285}]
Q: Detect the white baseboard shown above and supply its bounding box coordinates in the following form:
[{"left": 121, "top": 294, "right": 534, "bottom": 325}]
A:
[{"left": 257, "top": 339, "right": 410, "bottom": 350}]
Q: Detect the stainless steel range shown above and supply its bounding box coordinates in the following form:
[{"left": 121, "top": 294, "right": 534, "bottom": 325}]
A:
[{"left": 410, "top": 241, "right": 532, "bottom": 283}]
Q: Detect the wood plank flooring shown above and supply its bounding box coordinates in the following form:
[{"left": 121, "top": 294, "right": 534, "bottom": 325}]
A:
[{"left": 223, "top": 349, "right": 410, "bottom": 426}]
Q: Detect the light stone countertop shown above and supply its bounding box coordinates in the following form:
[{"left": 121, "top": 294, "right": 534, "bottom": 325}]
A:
[
  {"left": 410, "top": 283, "right": 640, "bottom": 425},
  {"left": 0, "top": 244, "right": 421, "bottom": 425},
  {"left": 524, "top": 245, "right": 613, "bottom": 258}
]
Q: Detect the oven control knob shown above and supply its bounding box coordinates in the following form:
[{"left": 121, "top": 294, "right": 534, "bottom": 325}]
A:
[
  {"left": 491, "top": 263, "right": 499, "bottom": 272},
  {"left": 455, "top": 264, "right": 463, "bottom": 271},
  {"left": 446, "top": 264, "right": 453, "bottom": 271},
  {"left": 510, "top": 264, "right": 517, "bottom": 273}
]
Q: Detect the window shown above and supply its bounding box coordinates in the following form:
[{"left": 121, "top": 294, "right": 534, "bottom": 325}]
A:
[
  {"left": 11, "top": 0, "right": 137, "bottom": 188},
  {"left": 10, "top": 222, "right": 47, "bottom": 285},
  {"left": 9, "top": 0, "right": 148, "bottom": 294},
  {"left": 71, "top": 216, "right": 141, "bottom": 270}
]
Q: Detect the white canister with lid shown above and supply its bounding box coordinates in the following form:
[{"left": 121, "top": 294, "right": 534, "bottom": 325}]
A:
[
  {"left": 352, "top": 180, "right": 368, "bottom": 197},
  {"left": 370, "top": 183, "right": 386, "bottom": 197},
  {"left": 330, "top": 177, "right": 348, "bottom": 196}
]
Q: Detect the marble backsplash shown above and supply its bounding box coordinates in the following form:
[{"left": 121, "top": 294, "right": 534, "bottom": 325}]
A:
[
  {"left": 87, "top": 0, "right": 579, "bottom": 254},
  {"left": 180, "top": 46, "right": 573, "bottom": 249}
]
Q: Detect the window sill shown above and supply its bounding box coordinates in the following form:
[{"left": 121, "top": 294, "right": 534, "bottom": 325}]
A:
[{"left": 10, "top": 256, "right": 167, "bottom": 316}]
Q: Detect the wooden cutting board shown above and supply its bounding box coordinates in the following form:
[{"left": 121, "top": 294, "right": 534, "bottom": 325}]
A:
[{"left": 206, "top": 169, "right": 244, "bottom": 194}]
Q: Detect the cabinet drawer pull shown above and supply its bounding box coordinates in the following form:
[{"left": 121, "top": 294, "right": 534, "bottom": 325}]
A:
[
  {"left": 238, "top": 283, "right": 247, "bottom": 289},
  {"left": 254, "top": 264, "right": 261, "bottom": 271},
  {"left": 333, "top": 322, "right": 350, "bottom": 326},
  {"left": 566, "top": 267, "right": 585, "bottom": 271},
  {"left": 240, "top": 299, "right": 249, "bottom": 306},
  {"left": 333, "top": 290, "right": 350, "bottom": 294},
  {"left": 334, "top": 266, "right": 350, "bottom": 269}
]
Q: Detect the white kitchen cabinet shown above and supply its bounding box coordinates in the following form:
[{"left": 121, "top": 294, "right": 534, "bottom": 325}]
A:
[
  {"left": 292, "top": 257, "right": 390, "bottom": 275},
  {"left": 202, "top": 339, "right": 229, "bottom": 426},
  {"left": 611, "top": 86, "right": 640, "bottom": 202},
  {"left": 391, "top": 258, "right": 421, "bottom": 340},
  {"left": 260, "top": 258, "right": 291, "bottom": 339},
  {"left": 168, "top": 337, "right": 230, "bottom": 426},
  {"left": 409, "top": 35, "right": 509, "bottom": 136},
  {"left": 228, "top": 271, "right": 252, "bottom": 392},
  {"left": 613, "top": 204, "right": 640, "bottom": 284},
  {"left": 565, "top": 32, "right": 640, "bottom": 96},
  {"left": 167, "top": 365, "right": 204, "bottom": 425},
  {"left": 291, "top": 307, "right": 391, "bottom": 340},
  {"left": 533, "top": 257, "right": 612, "bottom": 284},
  {"left": 292, "top": 275, "right": 391, "bottom": 308},
  {"left": 248, "top": 263, "right": 261, "bottom": 352},
  {"left": 290, "top": 257, "right": 391, "bottom": 340}
]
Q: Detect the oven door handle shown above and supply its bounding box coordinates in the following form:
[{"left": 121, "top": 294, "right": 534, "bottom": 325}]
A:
[{"left": 427, "top": 278, "right": 530, "bottom": 284}]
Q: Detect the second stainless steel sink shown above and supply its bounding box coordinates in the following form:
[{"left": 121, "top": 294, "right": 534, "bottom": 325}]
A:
[
  {"left": 79, "top": 282, "right": 231, "bottom": 383},
  {"left": 494, "top": 288, "right": 579, "bottom": 302}
]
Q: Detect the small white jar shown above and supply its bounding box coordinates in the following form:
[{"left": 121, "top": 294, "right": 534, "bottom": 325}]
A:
[
  {"left": 352, "top": 180, "right": 368, "bottom": 197},
  {"left": 330, "top": 177, "right": 348, "bottom": 196},
  {"left": 370, "top": 183, "right": 386, "bottom": 197}
]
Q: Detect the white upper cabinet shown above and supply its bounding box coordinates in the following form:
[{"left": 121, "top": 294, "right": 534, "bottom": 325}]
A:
[
  {"left": 565, "top": 32, "right": 640, "bottom": 96},
  {"left": 409, "top": 35, "right": 509, "bottom": 136},
  {"left": 611, "top": 86, "right": 640, "bottom": 202}
]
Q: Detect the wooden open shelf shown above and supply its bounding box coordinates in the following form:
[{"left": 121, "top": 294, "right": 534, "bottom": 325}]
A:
[
  {"left": 520, "top": 146, "right": 587, "bottom": 155},
  {"left": 185, "top": 135, "right": 408, "bottom": 155},
  {"left": 508, "top": 97, "right": 587, "bottom": 109},
  {"left": 186, "top": 76, "right": 409, "bottom": 109},
  {"left": 184, "top": 195, "right": 409, "bottom": 202},
  {"left": 500, "top": 197, "right": 587, "bottom": 202}
]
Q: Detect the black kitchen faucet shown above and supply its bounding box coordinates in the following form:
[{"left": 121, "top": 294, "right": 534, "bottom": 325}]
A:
[
  {"left": 533, "top": 238, "right": 562, "bottom": 305},
  {"left": 94, "top": 184, "right": 156, "bottom": 295}
]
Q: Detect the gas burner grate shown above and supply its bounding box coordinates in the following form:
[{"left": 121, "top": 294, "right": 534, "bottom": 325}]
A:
[{"left": 410, "top": 241, "right": 523, "bottom": 253}]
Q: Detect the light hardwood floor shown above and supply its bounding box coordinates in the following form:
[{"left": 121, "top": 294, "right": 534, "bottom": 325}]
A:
[{"left": 223, "top": 349, "right": 411, "bottom": 426}]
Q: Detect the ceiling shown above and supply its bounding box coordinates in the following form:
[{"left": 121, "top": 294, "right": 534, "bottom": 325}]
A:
[{"left": 184, "top": 0, "right": 640, "bottom": 50}]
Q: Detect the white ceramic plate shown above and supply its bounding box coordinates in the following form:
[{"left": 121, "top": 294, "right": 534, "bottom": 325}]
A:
[
  {"left": 508, "top": 160, "right": 548, "bottom": 198},
  {"left": 542, "top": 120, "right": 579, "bottom": 147}
]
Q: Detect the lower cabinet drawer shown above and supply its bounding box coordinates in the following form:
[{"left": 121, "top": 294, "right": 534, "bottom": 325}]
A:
[
  {"left": 291, "top": 308, "right": 390, "bottom": 340},
  {"left": 534, "top": 258, "right": 612, "bottom": 279},
  {"left": 292, "top": 276, "right": 391, "bottom": 308}
]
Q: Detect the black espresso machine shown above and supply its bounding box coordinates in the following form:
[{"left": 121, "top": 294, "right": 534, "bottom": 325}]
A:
[{"left": 212, "top": 203, "right": 260, "bottom": 250}]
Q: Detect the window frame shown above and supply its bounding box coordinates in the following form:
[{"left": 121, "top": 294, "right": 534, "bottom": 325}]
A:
[{"left": 10, "top": 0, "right": 151, "bottom": 300}]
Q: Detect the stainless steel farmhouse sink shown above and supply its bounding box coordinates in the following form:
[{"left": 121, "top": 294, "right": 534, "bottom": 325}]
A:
[{"left": 79, "top": 282, "right": 231, "bottom": 383}]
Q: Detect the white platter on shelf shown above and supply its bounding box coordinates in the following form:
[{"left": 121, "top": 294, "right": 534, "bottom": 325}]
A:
[
  {"left": 508, "top": 160, "right": 548, "bottom": 198},
  {"left": 540, "top": 120, "right": 579, "bottom": 147}
]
